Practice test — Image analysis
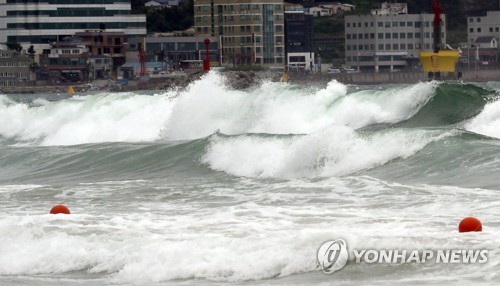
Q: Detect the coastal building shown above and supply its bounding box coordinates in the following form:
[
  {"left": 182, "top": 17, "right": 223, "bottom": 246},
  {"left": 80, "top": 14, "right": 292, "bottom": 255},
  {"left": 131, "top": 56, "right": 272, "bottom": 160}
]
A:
[
  {"left": 38, "top": 42, "right": 90, "bottom": 83},
  {"left": 127, "top": 36, "right": 220, "bottom": 70},
  {"left": 284, "top": 10, "right": 314, "bottom": 71},
  {"left": 89, "top": 54, "right": 113, "bottom": 80},
  {"left": 193, "top": 0, "right": 285, "bottom": 67},
  {"left": 75, "top": 30, "right": 127, "bottom": 69},
  {"left": 467, "top": 12, "right": 500, "bottom": 66},
  {"left": 0, "top": 0, "right": 146, "bottom": 51},
  {"left": 0, "top": 49, "right": 34, "bottom": 88},
  {"left": 344, "top": 2, "right": 445, "bottom": 72}
]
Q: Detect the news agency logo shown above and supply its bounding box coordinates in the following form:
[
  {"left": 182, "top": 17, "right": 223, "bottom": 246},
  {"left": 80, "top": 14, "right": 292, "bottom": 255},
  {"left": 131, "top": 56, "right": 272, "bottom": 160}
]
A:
[
  {"left": 317, "top": 239, "right": 349, "bottom": 274},
  {"left": 317, "top": 239, "right": 488, "bottom": 274}
]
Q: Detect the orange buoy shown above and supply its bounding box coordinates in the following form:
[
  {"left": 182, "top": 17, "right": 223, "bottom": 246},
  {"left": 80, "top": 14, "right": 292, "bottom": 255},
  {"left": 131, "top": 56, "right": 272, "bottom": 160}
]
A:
[
  {"left": 459, "top": 217, "right": 482, "bottom": 233},
  {"left": 50, "top": 204, "right": 70, "bottom": 214}
]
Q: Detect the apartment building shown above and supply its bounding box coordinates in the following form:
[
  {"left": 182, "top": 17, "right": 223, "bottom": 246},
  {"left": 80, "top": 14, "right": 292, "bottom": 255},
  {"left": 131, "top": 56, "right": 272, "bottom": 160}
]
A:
[
  {"left": 194, "top": 0, "right": 285, "bottom": 67},
  {"left": 0, "top": 49, "right": 34, "bottom": 88},
  {"left": 345, "top": 2, "right": 444, "bottom": 72},
  {"left": 0, "top": 0, "right": 146, "bottom": 51}
]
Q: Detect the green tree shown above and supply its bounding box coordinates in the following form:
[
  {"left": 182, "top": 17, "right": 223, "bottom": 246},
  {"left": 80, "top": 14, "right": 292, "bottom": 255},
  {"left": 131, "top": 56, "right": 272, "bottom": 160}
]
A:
[{"left": 6, "top": 42, "right": 22, "bottom": 52}]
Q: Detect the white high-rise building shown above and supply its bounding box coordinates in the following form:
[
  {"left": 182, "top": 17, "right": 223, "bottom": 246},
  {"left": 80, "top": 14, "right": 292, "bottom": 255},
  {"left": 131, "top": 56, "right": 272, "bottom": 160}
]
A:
[{"left": 0, "top": 0, "right": 146, "bottom": 50}]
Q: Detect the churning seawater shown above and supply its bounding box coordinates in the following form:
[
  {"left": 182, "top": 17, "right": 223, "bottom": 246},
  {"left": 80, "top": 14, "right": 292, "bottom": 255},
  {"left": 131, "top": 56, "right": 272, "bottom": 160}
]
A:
[{"left": 0, "top": 72, "right": 499, "bottom": 285}]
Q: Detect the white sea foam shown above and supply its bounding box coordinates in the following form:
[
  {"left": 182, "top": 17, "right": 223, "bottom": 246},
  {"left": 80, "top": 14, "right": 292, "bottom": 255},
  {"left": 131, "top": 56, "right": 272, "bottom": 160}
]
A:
[
  {"left": 0, "top": 73, "right": 437, "bottom": 145},
  {"left": 203, "top": 127, "right": 454, "bottom": 178},
  {"left": 465, "top": 99, "right": 500, "bottom": 139},
  {"left": 0, "top": 178, "right": 498, "bottom": 284},
  {"left": 0, "top": 93, "right": 173, "bottom": 145},
  {"left": 163, "top": 74, "right": 436, "bottom": 140}
]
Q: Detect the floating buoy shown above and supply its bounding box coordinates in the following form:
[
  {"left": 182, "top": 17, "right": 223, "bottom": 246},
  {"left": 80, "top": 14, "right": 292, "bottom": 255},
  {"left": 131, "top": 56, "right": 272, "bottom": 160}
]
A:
[
  {"left": 50, "top": 204, "right": 70, "bottom": 214},
  {"left": 67, "top": 86, "right": 75, "bottom": 94},
  {"left": 459, "top": 217, "right": 482, "bottom": 233}
]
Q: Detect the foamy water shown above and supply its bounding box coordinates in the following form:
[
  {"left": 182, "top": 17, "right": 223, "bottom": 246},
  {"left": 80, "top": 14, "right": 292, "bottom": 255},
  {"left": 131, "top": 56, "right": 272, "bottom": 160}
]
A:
[{"left": 0, "top": 73, "right": 499, "bottom": 285}]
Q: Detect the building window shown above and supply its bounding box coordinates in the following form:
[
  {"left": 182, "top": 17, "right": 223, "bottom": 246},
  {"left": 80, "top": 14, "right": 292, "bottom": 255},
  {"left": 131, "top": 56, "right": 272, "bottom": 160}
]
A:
[
  {"left": 407, "top": 33, "right": 413, "bottom": 39},
  {"left": 400, "top": 44, "right": 406, "bottom": 50},
  {"left": 378, "top": 44, "right": 383, "bottom": 50},
  {"left": 408, "top": 43, "right": 413, "bottom": 49},
  {"left": 385, "top": 33, "right": 391, "bottom": 39},
  {"left": 477, "top": 18, "right": 481, "bottom": 22},
  {"left": 469, "top": 28, "right": 474, "bottom": 33},
  {"left": 392, "top": 21, "right": 398, "bottom": 27},
  {"left": 407, "top": 21, "right": 413, "bottom": 26},
  {"left": 400, "top": 33, "right": 405, "bottom": 39},
  {"left": 400, "top": 21, "right": 405, "bottom": 27},
  {"left": 393, "top": 33, "right": 398, "bottom": 39},
  {"left": 378, "top": 33, "right": 383, "bottom": 39},
  {"left": 378, "top": 22, "right": 383, "bottom": 27},
  {"left": 477, "top": 28, "right": 481, "bottom": 33},
  {"left": 469, "top": 18, "right": 473, "bottom": 22},
  {"left": 393, "top": 44, "right": 398, "bottom": 50},
  {"left": 386, "top": 44, "right": 390, "bottom": 50}
]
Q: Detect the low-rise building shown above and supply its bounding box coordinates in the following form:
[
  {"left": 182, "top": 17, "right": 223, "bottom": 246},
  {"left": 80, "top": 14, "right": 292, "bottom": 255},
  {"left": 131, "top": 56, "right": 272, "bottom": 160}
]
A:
[
  {"left": 89, "top": 55, "right": 112, "bottom": 80},
  {"left": 38, "top": 42, "right": 89, "bottom": 83},
  {"left": 467, "top": 11, "right": 500, "bottom": 67},
  {"left": 75, "top": 30, "right": 126, "bottom": 69},
  {"left": 0, "top": 49, "right": 34, "bottom": 88},
  {"left": 127, "top": 36, "right": 220, "bottom": 69}
]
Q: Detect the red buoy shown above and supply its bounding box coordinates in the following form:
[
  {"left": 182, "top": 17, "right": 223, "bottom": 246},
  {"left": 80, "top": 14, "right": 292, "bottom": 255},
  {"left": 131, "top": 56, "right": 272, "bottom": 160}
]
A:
[
  {"left": 50, "top": 204, "right": 70, "bottom": 214},
  {"left": 458, "top": 217, "right": 482, "bottom": 233}
]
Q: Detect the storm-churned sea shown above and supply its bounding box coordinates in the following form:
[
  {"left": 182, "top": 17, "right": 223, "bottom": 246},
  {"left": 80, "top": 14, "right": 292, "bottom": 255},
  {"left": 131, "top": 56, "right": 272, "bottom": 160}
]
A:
[{"left": 0, "top": 72, "right": 499, "bottom": 285}]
